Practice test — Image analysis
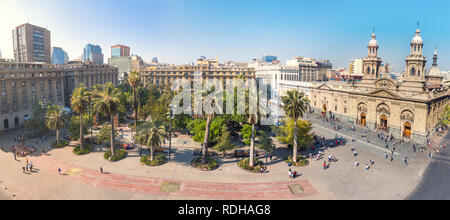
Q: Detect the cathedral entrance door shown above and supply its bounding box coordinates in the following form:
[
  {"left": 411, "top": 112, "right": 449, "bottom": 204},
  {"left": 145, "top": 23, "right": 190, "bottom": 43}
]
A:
[
  {"left": 403, "top": 122, "right": 412, "bottom": 138},
  {"left": 380, "top": 115, "right": 388, "bottom": 131},
  {"left": 360, "top": 113, "right": 366, "bottom": 127}
]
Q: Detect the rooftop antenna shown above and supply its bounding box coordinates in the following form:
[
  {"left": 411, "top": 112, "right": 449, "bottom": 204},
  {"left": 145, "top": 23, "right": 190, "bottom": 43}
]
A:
[
  {"left": 417, "top": 21, "right": 420, "bottom": 29},
  {"left": 372, "top": 27, "right": 375, "bottom": 33}
]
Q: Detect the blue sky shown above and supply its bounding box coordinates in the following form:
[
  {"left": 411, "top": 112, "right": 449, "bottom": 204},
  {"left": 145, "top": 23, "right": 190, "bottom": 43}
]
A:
[{"left": 0, "top": 0, "right": 449, "bottom": 72}]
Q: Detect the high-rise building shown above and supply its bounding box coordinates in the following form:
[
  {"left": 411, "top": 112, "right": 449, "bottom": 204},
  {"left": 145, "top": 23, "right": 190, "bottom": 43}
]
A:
[
  {"left": 108, "top": 55, "right": 145, "bottom": 81},
  {"left": 82, "top": 44, "right": 103, "bottom": 64},
  {"left": 52, "top": 47, "right": 69, "bottom": 64},
  {"left": 349, "top": 58, "right": 363, "bottom": 76},
  {"left": 12, "top": 23, "right": 51, "bottom": 63},
  {"left": 111, "top": 45, "right": 130, "bottom": 57}
]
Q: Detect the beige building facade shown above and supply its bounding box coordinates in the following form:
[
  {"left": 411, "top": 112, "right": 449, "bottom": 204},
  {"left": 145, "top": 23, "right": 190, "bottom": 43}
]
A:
[
  {"left": 141, "top": 58, "right": 255, "bottom": 88},
  {"left": 279, "top": 28, "right": 449, "bottom": 143},
  {"left": 0, "top": 61, "right": 118, "bottom": 131}
]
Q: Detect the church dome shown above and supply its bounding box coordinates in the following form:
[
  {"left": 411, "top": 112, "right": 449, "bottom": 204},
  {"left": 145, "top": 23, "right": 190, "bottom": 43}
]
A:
[
  {"left": 411, "top": 28, "right": 423, "bottom": 45},
  {"left": 368, "top": 32, "right": 378, "bottom": 47},
  {"left": 428, "top": 49, "right": 441, "bottom": 77},
  {"left": 428, "top": 66, "right": 441, "bottom": 76}
]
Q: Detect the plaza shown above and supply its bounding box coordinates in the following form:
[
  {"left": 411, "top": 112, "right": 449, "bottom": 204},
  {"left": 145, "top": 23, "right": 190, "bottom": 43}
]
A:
[{"left": 0, "top": 111, "right": 446, "bottom": 200}]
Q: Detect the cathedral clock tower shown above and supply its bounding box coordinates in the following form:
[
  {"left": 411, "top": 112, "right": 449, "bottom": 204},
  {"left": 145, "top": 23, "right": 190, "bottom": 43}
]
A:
[
  {"left": 405, "top": 26, "right": 427, "bottom": 81},
  {"left": 362, "top": 32, "right": 383, "bottom": 80}
]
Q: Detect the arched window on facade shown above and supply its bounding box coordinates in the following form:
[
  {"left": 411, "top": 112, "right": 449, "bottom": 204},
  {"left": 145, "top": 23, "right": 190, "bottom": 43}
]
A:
[
  {"left": 411, "top": 68, "right": 416, "bottom": 76},
  {"left": 367, "top": 67, "right": 371, "bottom": 75}
]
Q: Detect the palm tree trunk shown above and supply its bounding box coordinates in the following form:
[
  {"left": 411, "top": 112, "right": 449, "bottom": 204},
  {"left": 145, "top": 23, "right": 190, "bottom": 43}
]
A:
[
  {"left": 202, "top": 114, "right": 212, "bottom": 163},
  {"left": 56, "top": 129, "right": 60, "bottom": 145},
  {"left": 250, "top": 122, "right": 256, "bottom": 167},
  {"left": 110, "top": 115, "right": 116, "bottom": 156},
  {"left": 134, "top": 87, "right": 138, "bottom": 128},
  {"left": 150, "top": 147, "right": 154, "bottom": 162},
  {"left": 293, "top": 119, "right": 298, "bottom": 163},
  {"left": 80, "top": 114, "right": 85, "bottom": 151}
]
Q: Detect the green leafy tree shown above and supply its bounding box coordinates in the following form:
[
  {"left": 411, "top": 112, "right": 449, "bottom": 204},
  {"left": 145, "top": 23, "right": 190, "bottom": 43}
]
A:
[
  {"left": 67, "top": 114, "right": 90, "bottom": 141},
  {"left": 187, "top": 117, "right": 224, "bottom": 145},
  {"left": 277, "top": 119, "right": 313, "bottom": 151},
  {"left": 213, "top": 126, "right": 237, "bottom": 157},
  {"left": 94, "top": 82, "right": 120, "bottom": 155},
  {"left": 97, "top": 124, "right": 118, "bottom": 144},
  {"left": 241, "top": 124, "right": 252, "bottom": 146},
  {"left": 45, "top": 105, "right": 69, "bottom": 145},
  {"left": 258, "top": 129, "right": 275, "bottom": 166},
  {"left": 281, "top": 90, "right": 309, "bottom": 163}
]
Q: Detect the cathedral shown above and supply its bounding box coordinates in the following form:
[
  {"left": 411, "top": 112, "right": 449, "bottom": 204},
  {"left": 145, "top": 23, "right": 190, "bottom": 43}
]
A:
[{"left": 294, "top": 27, "right": 449, "bottom": 143}]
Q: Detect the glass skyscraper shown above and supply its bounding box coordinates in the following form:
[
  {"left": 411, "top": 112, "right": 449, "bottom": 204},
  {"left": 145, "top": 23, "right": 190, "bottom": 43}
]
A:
[
  {"left": 82, "top": 44, "right": 104, "bottom": 64},
  {"left": 52, "top": 47, "right": 69, "bottom": 64}
]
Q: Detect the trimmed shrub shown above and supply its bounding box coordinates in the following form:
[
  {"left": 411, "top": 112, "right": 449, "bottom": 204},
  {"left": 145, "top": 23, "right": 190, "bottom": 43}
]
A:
[
  {"left": 140, "top": 154, "right": 167, "bottom": 166},
  {"left": 284, "top": 155, "right": 310, "bottom": 167},
  {"left": 73, "top": 144, "right": 94, "bottom": 155},
  {"left": 51, "top": 140, "right": 69, "bottom": 149},
  {"left": 104, "top": 149, "right": 128, "bottom": 162},
  {"left": 191, "top": 157, "right": 219, "bottom": 171},
  {"left": 238, "top": 158, "right": 265, "bottom": 173}
]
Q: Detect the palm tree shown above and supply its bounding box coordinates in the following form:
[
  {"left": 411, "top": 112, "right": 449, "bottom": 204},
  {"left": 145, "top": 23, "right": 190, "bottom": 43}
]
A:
[
  {"left": 199, "top": 85, "right": 222, "bottom": 164},
  {"left": 90, "top": 84, "right": 103, "bottom": 125},
  {"left": 135, "top": 123, "right": 166, "bottom": 161},
  {"left": 71, "top": 85, "right": 89, "bottom": 150},
  {"left": 128, "top": 71, "right": 140, "bottom": 128},
  {"left": 202, "top": 113, "right": 213, "bottom": 163},
  {"left": 45, "top": 105, "right": 68, "bottom": 145},
  {"left": 281, "top": 90, "right": 309, "bottom": 163},
  {"left": 94, "top": 83, "right": 120, "bottom": 155}
]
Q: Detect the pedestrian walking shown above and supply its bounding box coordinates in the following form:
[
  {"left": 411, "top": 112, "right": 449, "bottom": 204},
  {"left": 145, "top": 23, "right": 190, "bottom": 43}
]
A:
[
  {"left": 354, "top": 161, "right": 359, "bottom": 168},
  {"left": 390, "top": 156, "right": 394, "bottom": 162},
  {"left": 100, "top": 167, "right": 103, "bottom": 174},
  {"left": 58, "top": 168, "right": 62, "bottom": 175},
  {"left": 22, "top": 166, "right": 25, "bottom": 173},
  {"left": 25, "top": 164, "right": 28, "bottom": 172},
  {"left": 365, "top": 164, "right": 370, "bottom": 170},
  {"left": 384, "top": 152, "right": 388, "bottom": 159},
  {"left": 404, "top": 156, "right": 408, "bottom": 165}
]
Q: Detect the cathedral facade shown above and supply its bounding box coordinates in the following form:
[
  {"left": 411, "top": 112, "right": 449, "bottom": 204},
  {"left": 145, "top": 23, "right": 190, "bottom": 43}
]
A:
[{"left": 283, "top": 27, "right": 449, "bottom": 143}]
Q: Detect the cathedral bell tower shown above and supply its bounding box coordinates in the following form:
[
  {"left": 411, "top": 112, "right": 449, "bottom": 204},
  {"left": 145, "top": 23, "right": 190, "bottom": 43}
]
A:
[
  {"left": 362, "top": 31, "right": 383, "bottom": 80},
  {"left": 405, "top": 26, "right": 427, "bottom": 81}
]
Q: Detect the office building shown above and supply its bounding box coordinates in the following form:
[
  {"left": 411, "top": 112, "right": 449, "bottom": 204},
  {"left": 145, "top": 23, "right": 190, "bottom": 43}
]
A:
[
  {"left": 52, "top": 47, "right": 69, "bottom": 64},
  {"left": 12, "top": 23, "right": 51, "bottom": 63},
  {"left": 82, "top": 44, "right": 103, "bottom": 65},
  {"left": 111, "top": 45, "right": 130, "bottom": 57}
]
